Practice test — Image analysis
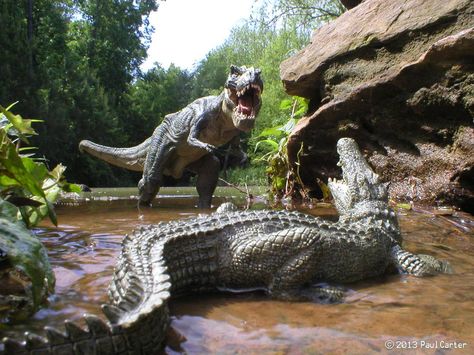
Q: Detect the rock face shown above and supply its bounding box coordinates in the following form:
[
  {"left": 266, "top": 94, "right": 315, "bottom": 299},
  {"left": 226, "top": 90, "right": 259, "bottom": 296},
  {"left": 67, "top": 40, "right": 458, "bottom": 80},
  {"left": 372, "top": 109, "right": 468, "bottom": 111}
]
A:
[{"left": 280, "top": 0, "right": 474, "bottom": 212}]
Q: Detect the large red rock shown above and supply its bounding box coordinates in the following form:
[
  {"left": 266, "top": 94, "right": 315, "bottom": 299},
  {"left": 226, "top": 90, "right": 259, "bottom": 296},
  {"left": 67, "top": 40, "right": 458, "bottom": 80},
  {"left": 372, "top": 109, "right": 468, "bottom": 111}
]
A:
[{"left": 280, "top": 0, "right": 473, "bottom": 212}]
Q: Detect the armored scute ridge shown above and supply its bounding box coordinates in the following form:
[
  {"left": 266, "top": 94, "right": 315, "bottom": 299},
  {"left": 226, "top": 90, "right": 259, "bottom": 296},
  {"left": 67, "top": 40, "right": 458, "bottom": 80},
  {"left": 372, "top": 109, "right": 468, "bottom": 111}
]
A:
[
  {"left": 0, "top": 138, "right": 451, "bottom": 354},
  {"left": 79, "top": 65, "right": 264, "bottom": 208}
]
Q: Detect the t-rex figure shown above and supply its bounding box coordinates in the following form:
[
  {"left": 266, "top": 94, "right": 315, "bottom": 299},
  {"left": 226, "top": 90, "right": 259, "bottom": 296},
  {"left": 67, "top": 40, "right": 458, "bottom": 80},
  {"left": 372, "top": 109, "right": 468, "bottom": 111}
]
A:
[{"left": 79, "top": 65, "right": 263, "bottom": 207}]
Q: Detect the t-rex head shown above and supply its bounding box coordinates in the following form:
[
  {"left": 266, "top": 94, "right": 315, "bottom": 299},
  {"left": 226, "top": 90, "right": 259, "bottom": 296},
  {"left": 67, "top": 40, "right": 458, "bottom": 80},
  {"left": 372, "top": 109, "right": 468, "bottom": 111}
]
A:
[{"left": 224, "top": 65, "right": 263, "bottom": 132}]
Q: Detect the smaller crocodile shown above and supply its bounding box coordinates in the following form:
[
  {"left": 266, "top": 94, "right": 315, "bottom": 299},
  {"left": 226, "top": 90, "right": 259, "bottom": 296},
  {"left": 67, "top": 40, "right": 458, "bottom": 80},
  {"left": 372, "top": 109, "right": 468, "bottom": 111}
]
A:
[
  {"left": 79, "top": 65, "right": 263, "bottom": 207},
  {"left": 0, "top": 138, "right": 451, "bottom": 354}
]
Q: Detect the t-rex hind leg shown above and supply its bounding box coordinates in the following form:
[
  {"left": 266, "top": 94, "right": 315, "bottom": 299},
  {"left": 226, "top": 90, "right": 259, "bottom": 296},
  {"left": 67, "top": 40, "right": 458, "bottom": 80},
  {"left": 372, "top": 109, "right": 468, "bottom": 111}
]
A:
[{"left": 188, "top": 154, "right": 220, "bottom": 208}]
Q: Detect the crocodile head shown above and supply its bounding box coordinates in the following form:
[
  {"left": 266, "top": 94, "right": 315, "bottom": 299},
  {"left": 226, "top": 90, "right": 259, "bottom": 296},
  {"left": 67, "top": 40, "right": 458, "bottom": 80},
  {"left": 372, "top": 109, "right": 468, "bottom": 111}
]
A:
[
  {"left": 328, "top": 138, "right": 400, "bottom": 237},
  {"left": 224, "top": 65, "right": 263, "bottom": 132}
]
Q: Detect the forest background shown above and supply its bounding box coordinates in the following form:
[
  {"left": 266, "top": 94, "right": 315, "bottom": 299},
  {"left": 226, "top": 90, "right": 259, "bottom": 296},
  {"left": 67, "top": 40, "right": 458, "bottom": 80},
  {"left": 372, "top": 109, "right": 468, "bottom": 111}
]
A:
[{"left": 0, "top": 0, "right": 345, "bottom": 188}]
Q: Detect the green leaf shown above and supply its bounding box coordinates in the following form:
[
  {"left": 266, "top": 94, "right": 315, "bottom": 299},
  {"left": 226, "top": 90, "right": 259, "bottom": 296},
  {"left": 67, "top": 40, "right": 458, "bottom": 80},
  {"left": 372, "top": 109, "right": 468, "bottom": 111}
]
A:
[
  {"left": 61, "top": 183, "right": 82, "bottom": 193},
  {"left": 258, "top": 126, "right": 284, "bottom": 138},
  {"left": 0, "top": 105, "right": 41, "bottom": 143},
  {"left": 49, "top": 164, "right": 66, "bottom": 182},
  {"left": 279, "top": 98, "right": 293, "bottom": 111},
  {"left": 0, "top": 132, "right": 45, "bottom": 199},
  {"left": 274, "top": 176, "right": 286, "bottom": 190},
  {"left": 255, "top": 139, "right": 279, "bottom": 152},
  {"left": 0, "top": 174, "right": 21, "bottom": 188}
]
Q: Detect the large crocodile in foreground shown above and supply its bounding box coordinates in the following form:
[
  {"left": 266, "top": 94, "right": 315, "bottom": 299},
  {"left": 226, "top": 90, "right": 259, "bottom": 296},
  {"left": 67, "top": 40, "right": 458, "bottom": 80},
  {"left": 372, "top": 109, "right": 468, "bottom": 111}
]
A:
[
  {"left": 79, "top": 65, "right": 263, "bottom": 208},
  {"left": 0, "top": 138, "right": 451, "bottom": 354}
]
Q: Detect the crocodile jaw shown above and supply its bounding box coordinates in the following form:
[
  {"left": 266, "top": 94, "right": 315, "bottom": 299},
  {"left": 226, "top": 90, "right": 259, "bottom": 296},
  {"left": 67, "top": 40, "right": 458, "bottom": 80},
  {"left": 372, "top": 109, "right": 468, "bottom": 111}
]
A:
[{"left": 328, "top": 138, "right": 396, "bottom": 226}]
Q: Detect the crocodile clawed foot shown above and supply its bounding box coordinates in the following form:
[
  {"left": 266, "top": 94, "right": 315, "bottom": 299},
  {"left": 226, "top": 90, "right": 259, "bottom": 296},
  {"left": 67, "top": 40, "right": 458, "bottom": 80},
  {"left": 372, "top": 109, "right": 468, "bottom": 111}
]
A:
[
  {"left": 304, "top": 283, "right": 346, "bottom": 303},
  {"left": 415, "top": 254, "right": 453, "bottom": 275},
  {"left": 391, "top": 245, "right": 453, "bottom": 276},
  {"left": 272, "top": 284, "right": 346, "bottom": 303}
]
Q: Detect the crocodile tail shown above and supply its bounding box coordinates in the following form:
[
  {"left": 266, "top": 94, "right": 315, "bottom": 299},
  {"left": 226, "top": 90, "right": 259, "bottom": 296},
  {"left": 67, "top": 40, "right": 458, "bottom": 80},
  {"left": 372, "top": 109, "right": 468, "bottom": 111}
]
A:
[
  {"left": 0, "top": 306, "right": 169, "bottom": 354},
  {"left": 79, "top": 138, "right": 151, "bottom": 172},
  {"left": 0, "top": 226, "right": 172, "bottom": 354}
]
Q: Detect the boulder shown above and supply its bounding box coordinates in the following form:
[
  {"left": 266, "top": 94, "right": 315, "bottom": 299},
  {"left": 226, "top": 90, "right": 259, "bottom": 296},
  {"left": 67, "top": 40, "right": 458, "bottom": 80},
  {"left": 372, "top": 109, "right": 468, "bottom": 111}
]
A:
[{"left": 280, "top": 0, "right": 474, "bottom": 212}]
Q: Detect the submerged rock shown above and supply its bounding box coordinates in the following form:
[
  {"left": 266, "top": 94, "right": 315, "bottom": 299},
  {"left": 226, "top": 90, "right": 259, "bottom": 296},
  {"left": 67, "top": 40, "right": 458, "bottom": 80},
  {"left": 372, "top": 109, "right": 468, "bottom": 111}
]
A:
[
  {"left": 280, "top": 0, "right": 473, "bottom": 212},
  {"left": 0, "top": 200, "right": 55, "bottom": 321}
]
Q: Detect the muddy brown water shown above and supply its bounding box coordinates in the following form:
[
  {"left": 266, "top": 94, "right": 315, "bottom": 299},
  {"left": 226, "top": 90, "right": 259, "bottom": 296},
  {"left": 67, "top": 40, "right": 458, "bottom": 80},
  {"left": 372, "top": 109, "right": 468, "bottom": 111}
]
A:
[{"left": 1, "top": 187, "right": 473, "bottom": 354}]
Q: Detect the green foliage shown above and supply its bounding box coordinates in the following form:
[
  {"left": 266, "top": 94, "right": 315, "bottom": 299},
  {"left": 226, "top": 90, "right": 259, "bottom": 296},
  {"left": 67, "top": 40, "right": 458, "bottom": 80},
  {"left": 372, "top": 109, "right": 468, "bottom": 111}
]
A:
[
  {"left": 0, "top": 0, "right": 160, "bottom": 188},
  {"left": 0, "top": 105, "right": 80, "bottom": 227},
  {"left": 254, "top": 97, "right": 308, "bottom": 197},
  {"left": 257, "top": 0, "right": 345, "bottom": 36},
  {"left": 221, "top": 164, "right": 267, "bottom": 187},
  {"left": 126, "top": 64, "right": 193, "bottom": 143}
]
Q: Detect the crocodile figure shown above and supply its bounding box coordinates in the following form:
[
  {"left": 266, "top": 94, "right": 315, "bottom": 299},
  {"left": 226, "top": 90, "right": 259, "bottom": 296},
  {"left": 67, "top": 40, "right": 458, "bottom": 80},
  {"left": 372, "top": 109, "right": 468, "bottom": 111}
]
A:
[
  {"left": 79, "top": 65, "right": 263, "bottom": 207},
  {"left": 0, "top": 138, "right": 451, "bottom": 354}
]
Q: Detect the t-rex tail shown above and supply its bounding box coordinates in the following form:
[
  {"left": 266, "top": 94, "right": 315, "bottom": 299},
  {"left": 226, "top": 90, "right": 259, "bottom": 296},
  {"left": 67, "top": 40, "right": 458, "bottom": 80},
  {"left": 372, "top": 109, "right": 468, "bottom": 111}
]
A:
[{"left": 79, "top": 138, "right": 150, "bottom": 172}]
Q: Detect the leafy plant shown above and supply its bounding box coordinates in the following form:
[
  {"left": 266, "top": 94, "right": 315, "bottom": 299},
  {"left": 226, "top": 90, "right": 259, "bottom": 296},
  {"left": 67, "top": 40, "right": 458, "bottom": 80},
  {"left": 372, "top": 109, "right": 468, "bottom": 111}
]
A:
[
  {"left": 0, "top": 104, "right": 80, "bottom": 227},
  {"left": 254, "top": 97, "right": 307, "bottom": 199},
  {"left": 0, "top": 198, "right": 56, "bottom": 320}
]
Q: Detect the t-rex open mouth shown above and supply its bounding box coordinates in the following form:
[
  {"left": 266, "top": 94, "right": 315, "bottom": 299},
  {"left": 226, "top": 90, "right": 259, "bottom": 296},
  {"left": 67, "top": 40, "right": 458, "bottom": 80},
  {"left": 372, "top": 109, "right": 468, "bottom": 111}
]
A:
[
  {"left": 235, "top": 83, "right": 262, "bottom": 118},
  {"left": 224, "top": 65, "right": 263, "bottom": 131}
]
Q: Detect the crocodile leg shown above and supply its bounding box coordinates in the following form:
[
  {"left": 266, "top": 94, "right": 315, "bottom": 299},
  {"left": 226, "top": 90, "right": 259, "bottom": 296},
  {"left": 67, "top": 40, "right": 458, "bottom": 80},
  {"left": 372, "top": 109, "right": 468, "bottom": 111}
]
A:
[
  {"left": 390, "top": 245, "right": 452, "bottom": 276},
  {"left": 268, "top": 245, "right": 344, "bottom": 302},
  {"left": 187, "top": 154, "right": 220, "bottom": 208}
]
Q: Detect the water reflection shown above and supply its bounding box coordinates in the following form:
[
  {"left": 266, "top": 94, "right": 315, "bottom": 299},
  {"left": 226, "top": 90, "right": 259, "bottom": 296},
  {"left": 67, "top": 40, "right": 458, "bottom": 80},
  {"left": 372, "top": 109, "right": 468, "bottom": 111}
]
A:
[{"left": 1, "top": 192, "right": 473, "bottom": 354}]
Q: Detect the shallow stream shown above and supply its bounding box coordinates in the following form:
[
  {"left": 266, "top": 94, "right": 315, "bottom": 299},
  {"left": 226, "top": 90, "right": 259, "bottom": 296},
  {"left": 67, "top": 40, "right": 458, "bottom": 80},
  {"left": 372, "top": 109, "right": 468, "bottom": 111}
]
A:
[{"left": 1, "top": 187, "right": 473, "bottom": 354}]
